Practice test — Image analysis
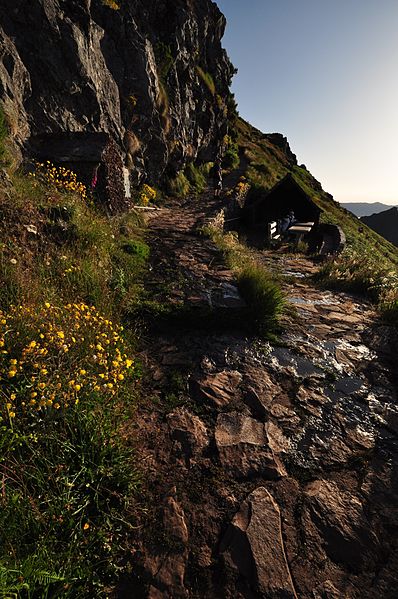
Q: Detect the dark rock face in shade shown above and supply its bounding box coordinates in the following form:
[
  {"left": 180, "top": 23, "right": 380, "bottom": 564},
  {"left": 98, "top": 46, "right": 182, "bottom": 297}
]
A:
[{"left": 0, "top": 0, "right": 234, "bottom": 184}]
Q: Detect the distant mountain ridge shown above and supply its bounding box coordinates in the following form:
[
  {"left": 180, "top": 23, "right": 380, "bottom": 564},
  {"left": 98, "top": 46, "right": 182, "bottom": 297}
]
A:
[
  {"left": 341, "top": 202, "right": 397, "bottom": 217},
  {"left": 360, "top": 207, "right": 398, "bottom": 247}
]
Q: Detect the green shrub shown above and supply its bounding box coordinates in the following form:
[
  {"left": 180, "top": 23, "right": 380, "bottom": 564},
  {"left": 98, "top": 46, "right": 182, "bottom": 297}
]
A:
[
  {"left": 222, "top": 135, "right": 239, "bottom": 171},
  {"left": 185, "top": 163, "right": 207, "bottom": 193},
  {"left": 238, "top": 265, "right": 285, "bottom": 333},
  {"left": 121, "top": 239, "right": 150, "bottom": 262},
  {"left": 380, "top": 299, "right": 398, "bottom": 325},
  {"left": 155, "top": 43, "right": 174, "bottom": 82},
  {"left": 167, "top": 171, "right": 190, "bottom": 197}
]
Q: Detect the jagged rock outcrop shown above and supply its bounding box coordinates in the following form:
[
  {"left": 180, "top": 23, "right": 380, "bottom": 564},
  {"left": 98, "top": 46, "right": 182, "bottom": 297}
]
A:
[{"left": 0, "top": 0, "right": 234, "bottom": 184}]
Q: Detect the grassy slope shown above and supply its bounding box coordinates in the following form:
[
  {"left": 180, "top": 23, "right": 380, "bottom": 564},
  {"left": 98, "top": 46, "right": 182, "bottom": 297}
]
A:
[
  {"left": 0, "top": 130, "right": 148, "bottom": 596},
  {"left": 237, "top": 118, "right": 398, "bottom": 264},
  {"left": 236, "top": 117, "right": 398, "bottom": 307}
]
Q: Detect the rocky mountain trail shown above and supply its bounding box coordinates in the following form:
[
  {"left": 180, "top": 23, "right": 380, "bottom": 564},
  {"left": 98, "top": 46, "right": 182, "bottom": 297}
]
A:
[
  {"left": 143, "top": 192, "right": 245, "bottom": 313},
  {"left": 127, "top": 190, "right": 398, "bottom": 598}
]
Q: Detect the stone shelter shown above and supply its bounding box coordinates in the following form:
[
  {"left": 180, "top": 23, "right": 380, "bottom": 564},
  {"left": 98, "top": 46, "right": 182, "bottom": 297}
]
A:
[
  {"left": 28, "top": 132, "right": 128, "bottom": 213},
  {"left": 243, "top": 173, "right": 322, "bottom": 230}
]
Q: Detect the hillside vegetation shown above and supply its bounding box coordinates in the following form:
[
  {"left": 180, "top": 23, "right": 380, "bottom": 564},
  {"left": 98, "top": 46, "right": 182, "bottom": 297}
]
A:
[
  {"left": 0, "top": 121, "right": 148, "bottom": 596},
  {"left": 236, "top": 118, "right": 398, "bottom": 314}
]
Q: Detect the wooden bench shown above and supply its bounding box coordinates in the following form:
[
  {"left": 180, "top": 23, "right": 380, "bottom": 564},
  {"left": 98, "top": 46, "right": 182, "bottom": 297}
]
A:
[
  {"left": 267, "top": 221, "right": 281, "bottom": 243},
  {"left": 286, "top": 221, "right": 315, "bottom": 246}
]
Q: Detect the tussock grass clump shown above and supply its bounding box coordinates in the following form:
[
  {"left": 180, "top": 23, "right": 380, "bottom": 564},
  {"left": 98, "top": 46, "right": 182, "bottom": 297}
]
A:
[
  {"left": 313, "top": 248, "right": 398, "bottom": 304},
  {"left": 185, "top": 163, "right": 207, "bottom": 194},
  {"left": 201, "top": 225, "right": 251, "bottom": 271},
  {"left": 202, "top": 224, "right": 286, "bottom": 334},
  {"left": 167, "top": 171, "right": 191, "bottom": 197},
  {"left": 238, "top": 265, "right": 285, "bottom": 333}
]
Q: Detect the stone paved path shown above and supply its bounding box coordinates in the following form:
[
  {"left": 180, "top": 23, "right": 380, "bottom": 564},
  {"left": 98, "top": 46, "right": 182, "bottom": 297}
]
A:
[{"left": 130, "top": 192, "right": 398, "bottom": 599}]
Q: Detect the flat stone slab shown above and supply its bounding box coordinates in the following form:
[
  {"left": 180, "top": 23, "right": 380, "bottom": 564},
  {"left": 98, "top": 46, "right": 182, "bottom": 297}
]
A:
[
  {"left": 167, "top": 408, "right": 209, "bottom": 463},
  {"left": 304, "top": 480, "right": 378, "bottom": 570},
  {"left": 220, "top": 487, "right": 298, "bottom": 598},
  {"left": 215, "top": 412, "right": 286, "bottom": 479},
  {"left": 190, "top": 370, "right": 242, "bottom": 408}
]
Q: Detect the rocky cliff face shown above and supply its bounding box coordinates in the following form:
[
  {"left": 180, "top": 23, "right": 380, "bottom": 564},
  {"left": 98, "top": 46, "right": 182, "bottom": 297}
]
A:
[{"left": 0, "top": 0, "right": 233, "bottom": 183}]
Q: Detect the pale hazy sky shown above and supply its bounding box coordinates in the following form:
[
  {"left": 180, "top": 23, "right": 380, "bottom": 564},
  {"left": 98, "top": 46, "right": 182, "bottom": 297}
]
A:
[{"left": 216, "top": 0, "right": 398, "bottom": 204}]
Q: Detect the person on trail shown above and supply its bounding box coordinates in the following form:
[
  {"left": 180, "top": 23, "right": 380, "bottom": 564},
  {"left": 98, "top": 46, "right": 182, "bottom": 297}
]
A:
[
  {"left": 91, "top": 164, "right": 99, "bottom": 189},
  {"left": 213, "top": 159, "right": 223, "bottom": 198},
  {"left": 280, "top": 209, "right": 296, "bottom": 233}
]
